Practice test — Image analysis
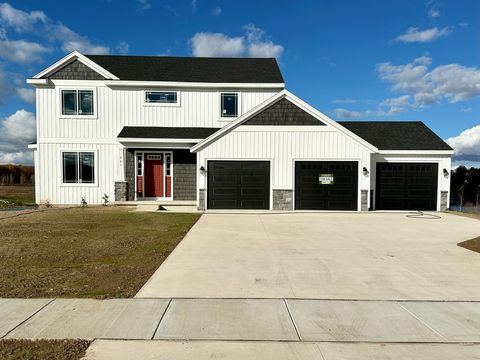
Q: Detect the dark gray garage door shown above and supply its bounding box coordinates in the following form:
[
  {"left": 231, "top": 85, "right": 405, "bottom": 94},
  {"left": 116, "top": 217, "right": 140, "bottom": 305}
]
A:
[
  {"left": 295, "top": 161, "right": 358, "bottom": 210},
  {"left": 207, "top": 161, "right": 270, "bottom": 209},
  {"left": 376, "top": 163, "right": 438, "bottom": 210}
]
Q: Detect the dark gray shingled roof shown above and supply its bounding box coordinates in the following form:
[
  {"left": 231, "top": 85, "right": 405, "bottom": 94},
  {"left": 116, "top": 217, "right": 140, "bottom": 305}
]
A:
[
  {"left": 118, "top": 126, "right": 220, "bottom": 139},
  {"left": 339, "top": 121, "right": 453, "bottom": 151},
  {"left": 86, "top": 55, "right": 284, "bottom": 83}
]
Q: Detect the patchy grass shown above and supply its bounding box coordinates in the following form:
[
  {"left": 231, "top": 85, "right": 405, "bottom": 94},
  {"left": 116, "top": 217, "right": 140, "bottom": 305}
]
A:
[
  {"left": 0, "top": 185, "right": 35, "bottom": 207},
  {"left": 458, "top": 236, "right": 480, "bottom": 254},
  {"left": 0, "top": 207, "right": 200, "bottom": 298},
  {"left": 0, "top": 339, "right": 90, "bottom": 360}
]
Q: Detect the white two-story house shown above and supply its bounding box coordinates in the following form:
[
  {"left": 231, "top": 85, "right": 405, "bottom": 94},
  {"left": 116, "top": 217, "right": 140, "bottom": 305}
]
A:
[{"left": 27, "top": 51, "right": 453, "bottom": 211}]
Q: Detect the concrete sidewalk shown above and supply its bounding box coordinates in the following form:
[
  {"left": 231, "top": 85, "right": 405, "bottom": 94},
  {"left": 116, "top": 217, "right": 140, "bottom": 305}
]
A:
[
  {"left": 2, "top": 298, "right": 480, "bottom": 343},
  {"left": 82, "top": 340, "right": 480, "bottom": 360}
]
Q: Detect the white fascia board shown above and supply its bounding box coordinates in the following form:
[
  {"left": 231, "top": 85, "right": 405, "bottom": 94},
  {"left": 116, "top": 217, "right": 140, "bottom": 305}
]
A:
[
  {"left": 117, "top": 137, "right": 202, "bottom": 143},
  {"left": 27, "top": 144, "right": 37, "bottom": 150},
  {"left": 191, "top": 89, "right": 379, "bottom": 153},
  {"left": 377, "top": 150, "right": 454, "bottom": 155},
  {"left": 26, "top": 78, "right": 50, "bottom": 85},
  {"left": 32, "top": 51, "right": 119, "bottom": 80},
  {"left": 104, "top": 80, "right": 285, "bottom": 89}
]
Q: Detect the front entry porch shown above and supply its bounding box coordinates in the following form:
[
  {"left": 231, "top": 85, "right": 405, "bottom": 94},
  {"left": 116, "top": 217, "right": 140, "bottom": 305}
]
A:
[{"left": 115, "top": 148, "right": 197, "bottom": 203}]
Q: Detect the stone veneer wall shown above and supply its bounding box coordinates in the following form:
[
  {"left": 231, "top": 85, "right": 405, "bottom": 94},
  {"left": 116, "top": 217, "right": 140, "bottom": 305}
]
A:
[
  {"left": 440, "top": 191, "right": 448, "bottom": 211},
  {"left": 198, "top": 189, "right": 206, "bottom": 210},
  {"left": 125, "top": 149, "right": 135, "bottom": 201},
  {"left": 172, "top": 150, "right": 196, "bottom": 201},
  {"left": 114, "top": 181, "right": 128, "bottom": 201},
  {"left": 273, "top": 190, "right": 293, "bottom": 210},
  {"left": 361, "top": 190, "right": 368, "bottom": 211}
]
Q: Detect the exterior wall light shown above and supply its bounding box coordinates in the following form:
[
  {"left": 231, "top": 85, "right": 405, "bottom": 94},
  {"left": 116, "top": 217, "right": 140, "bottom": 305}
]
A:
[
  {"left": 363, "top": 167, "right": 369, "bottom": 176},
  {"left": 199, "top": 166, "right": 207, "bottom": 175},
  {"left": 443, "top": 168, "right": 449, "bottom": 177}
]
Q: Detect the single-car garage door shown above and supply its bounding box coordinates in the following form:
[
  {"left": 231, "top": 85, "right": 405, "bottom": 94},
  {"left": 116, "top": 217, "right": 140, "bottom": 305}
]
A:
[
  {"left": 295, "top": 161, "right": 358, "bottom": 210},
  {"left": 207, "top": 161, "right": 270, "bottom": 209},
  {"left": 376, "top": 163, "right": 438, "bottom": 210}
]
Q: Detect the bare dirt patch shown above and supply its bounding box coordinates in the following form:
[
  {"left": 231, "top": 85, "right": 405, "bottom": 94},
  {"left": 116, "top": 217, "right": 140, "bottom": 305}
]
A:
[
  {"left": 0, "top": 339, "right": 90, "bottom": 360},
  {"left": 458, "top": 236, "right": 480, "bottom": 254},
  {"left": 0, "top": 207, "right": 200, "bottom": 298}
]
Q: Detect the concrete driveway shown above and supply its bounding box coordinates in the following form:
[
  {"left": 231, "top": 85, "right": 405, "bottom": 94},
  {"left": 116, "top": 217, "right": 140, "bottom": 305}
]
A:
[{"left": 136, "top": 212, "right": 480, "bottom": 300}]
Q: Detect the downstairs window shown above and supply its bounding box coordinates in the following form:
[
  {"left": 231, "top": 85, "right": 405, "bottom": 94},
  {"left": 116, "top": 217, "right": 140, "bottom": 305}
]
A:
[{"left": 62, "top": 151, "right": 95, "bottom": 184}]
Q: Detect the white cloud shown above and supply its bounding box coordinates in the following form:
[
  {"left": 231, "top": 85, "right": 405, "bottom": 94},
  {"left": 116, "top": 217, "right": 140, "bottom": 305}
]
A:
[
  {"left": 446, "top": 125, "right": 480, "bottom": 162},
  {"left": 0, "top": 66, "right": 13, "bottom": 102},
  {"left": 0, "top": 38, "right": 50, "bottom": 62},
  {"left": 211, "top": 7, "right": 221, "bottom": 16},
  {"left": 0, "top": 3, "right": 110, "bottom": 56},
  {"left": 17, "top": 87, "right": 35, "bottom": 104},
  {"left": 333, "top": 108, "right": 363, "bottom": 119},
  {"left": 332, "top": 99, "right": 357, "bottom": 104},
  {"left": 0, "top": 109, "right": 35, "bottom": 165},
  {"left": 461, "top": 107, "right": 472, "bottom": 113},
  {"left": 248, "top": 42, "right": 283, "bottom": 58},
  {"left": 190, "top": 33, "right": 244, "bottom": 57},
  {"left": 115, "top": 41, "right": 129, "bottom": 55},
  {"left": 394, "top": 27, "right": 451, "bottom": 43},
  {"left": 190, "top": 24, "right": 283, "bottom": 59},
  {"left": 137, "top": 0, "right": 151, "bottom": 11},
  {"left": 427, "top": 0, "right": 440, "bottom": 18},
  {"left": 48, "top": 24, "right": 109, "bottom": 54},
  {"left": 376, "top": 57, "right": 480, "bottom": 106},
  {"left": 0, "top": 3, "right": 46, "bottom": 32}
]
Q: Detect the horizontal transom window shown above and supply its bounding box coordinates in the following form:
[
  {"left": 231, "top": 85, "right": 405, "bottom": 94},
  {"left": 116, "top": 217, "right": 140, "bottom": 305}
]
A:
[
  {"left": 62, "top": 151, "right": 95, "bottom": 184},
  {"left": 61, "top": 90, "right": 95, "bottom": 116},
  {"left": 145, "top": 91, "right": 177, "bottom": 104}
]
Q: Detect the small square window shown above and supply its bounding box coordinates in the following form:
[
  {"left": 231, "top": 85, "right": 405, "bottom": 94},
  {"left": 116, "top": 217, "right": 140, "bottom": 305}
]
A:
[{"left": 221, "top": 93, "right": 238, "bottom": 117}]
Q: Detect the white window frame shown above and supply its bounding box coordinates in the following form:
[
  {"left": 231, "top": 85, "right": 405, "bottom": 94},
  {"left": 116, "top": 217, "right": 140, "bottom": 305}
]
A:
[
  {"left": 143, "top": 90, "right": 181, "bottom": 107},
  {"left": 219, "top": 91, "right": 241, "bottom": 120},
  {"left": 59, "top": 149, "right": 98, "bottom": 187},
  {"left": 58, "top": 87, "right": 98, "bottom": 119}
]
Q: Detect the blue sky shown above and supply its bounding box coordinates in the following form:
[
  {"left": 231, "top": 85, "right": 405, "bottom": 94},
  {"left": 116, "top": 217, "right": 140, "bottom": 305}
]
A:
[{"left": 0, "top": 0, "right": 478, "bottom": 165}]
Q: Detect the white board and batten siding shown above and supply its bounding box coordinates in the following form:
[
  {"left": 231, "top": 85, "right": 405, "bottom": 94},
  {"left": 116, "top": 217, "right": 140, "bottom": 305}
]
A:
[
  {"left": 197, "top": 125, "right": 373, "bottom": 210},
  {"left": 35, "top": 80, "right": 278, "bottom": 204}
]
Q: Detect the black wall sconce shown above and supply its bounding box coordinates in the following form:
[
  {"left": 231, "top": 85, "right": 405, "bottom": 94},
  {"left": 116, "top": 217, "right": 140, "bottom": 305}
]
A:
[
  {"left": 199, "top": 166, "right": 207, "bottom": 175},
  {"left": 363, "top": 167, "right": 369, "bottom": 176},
  {"left": 443, "top": 168, "right": 449, "bottom": 177}
]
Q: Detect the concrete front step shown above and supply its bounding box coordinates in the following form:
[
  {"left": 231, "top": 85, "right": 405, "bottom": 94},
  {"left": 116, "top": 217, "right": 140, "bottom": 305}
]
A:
[{"left": 82, "top": 340, "right": 480, "bottom": 360}]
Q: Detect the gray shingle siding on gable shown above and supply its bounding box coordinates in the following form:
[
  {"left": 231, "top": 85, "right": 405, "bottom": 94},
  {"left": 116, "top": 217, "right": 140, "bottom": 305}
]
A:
[
  {"left": 244, "top": 98, "right": 325, "bottom": 126},
  {"left": 48, "top": 60, "right": 106, "bottom": 80}
]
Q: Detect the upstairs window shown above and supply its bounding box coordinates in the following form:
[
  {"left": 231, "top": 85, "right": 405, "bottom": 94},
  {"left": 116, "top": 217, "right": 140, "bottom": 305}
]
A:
[
  {"left": 61, "top": 90, "right": 95, "bottom": 116},
  {"left": 221, "top": 93, "right": 238, "bottom": 117},
  {"left": 62, "top": 151, "right": 95, "bottom": 184},
  {"left": 145, "top": 91, "right": 177, "bottom": 104}
]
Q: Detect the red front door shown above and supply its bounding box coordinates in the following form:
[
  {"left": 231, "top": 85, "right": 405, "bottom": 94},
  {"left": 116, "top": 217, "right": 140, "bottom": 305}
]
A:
[{"left": 144, "top": 154, "right": 164, "bottom": 197}]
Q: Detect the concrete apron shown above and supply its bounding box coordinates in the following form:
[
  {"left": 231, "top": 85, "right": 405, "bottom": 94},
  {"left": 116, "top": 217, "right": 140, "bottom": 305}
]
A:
[{"left": 2, "top": 298, "right": 480, "bottom": 343}]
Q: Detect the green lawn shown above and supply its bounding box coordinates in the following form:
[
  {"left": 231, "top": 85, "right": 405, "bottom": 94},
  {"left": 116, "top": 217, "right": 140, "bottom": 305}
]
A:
[
  {"left": 0, "top": 207, "right": 200, "bottom": 298},
  {"left": 0, "top": 185, "right": 35, "bottom": 206},
  {"left": 0, "top": 339, "right": 90, "bottom": 360}
]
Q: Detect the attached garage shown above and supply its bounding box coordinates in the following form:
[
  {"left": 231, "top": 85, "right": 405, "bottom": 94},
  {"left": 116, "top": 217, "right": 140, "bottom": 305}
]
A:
[
  {"left": 376, "top": 162, "right": 438, "bottom": 210},
  {"left": 295, "top": 161, "right": 358, "bottom": 210},
  {"left": 207, "top": 161, "right": 270, "bottom": 209}
]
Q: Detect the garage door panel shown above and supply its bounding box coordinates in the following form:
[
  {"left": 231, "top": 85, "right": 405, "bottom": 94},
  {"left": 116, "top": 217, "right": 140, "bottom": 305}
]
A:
[
  {"left": 208, "top": 161, "right": 270, "bottom": 210},
  {"left": 295, "top": 161, "right": 358, "bottom": 210},
  {"left": 376, "top": 162, "right": 437, "bottom": 210}
]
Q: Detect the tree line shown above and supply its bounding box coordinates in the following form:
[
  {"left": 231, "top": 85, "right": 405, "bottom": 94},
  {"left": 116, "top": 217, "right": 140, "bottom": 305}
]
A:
[
  {"left": 0, "top": 164, "right": 35, "bottom": 185},
  {"left": 450, "top": 166, "right": 480, "bottom": 207}
]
